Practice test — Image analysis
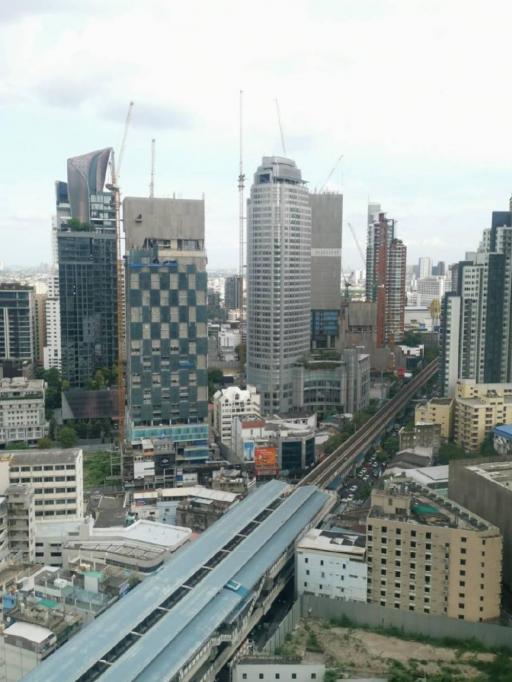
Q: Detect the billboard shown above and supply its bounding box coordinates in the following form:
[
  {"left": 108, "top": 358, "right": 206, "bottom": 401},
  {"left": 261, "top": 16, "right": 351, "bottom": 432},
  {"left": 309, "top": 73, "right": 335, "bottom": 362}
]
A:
[
  {"left": 254, "top": 446, "right": 279, "bottom": 477},
  {"left": 243, "top": 440, "right": 255, "bottom": 462}
]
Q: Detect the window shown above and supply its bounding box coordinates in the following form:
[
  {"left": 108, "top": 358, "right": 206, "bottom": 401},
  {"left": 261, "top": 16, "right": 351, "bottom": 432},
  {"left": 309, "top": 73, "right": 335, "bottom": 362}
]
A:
[
  {"left": 259, "top": 675, "right": 264, "bottom": 680},
  {"left": 292, "top": 675, "right": 297, "bottom": 680},
  {"left": 311, "top": 675, "right": 317, "bottom": 680},
  {"left": 276, "top": 675, "right": 280, "bottom": 680}
]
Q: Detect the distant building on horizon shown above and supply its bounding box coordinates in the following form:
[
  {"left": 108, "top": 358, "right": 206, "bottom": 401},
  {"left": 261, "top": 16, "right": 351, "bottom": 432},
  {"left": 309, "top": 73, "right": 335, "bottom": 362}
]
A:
[
  {"left": 365, "top": 206, "right": 406, "bottom": 347},
  {"left": 0, "top": 283, "right": 36, "bottom": 377},
  {"left": 224, "top": 274, "right": 242, "bottom": 311},
  {"left": 247, "top": 157, "right": 311, "bottom": 415}
]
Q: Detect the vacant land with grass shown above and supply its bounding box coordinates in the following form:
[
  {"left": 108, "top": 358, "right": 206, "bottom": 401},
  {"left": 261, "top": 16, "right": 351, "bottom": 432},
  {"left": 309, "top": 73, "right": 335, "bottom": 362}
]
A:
[{"left": 275, "top": 618, "right": 512, "bottom": 681}]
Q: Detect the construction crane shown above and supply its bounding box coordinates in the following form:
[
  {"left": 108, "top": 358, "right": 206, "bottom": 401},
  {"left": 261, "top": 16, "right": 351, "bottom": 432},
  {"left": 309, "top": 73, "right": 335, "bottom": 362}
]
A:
[
  {"left": 319, "top": 153, "right": 344, "bottom": 192},
  {"left": 107, "top": 100, "right": 133, "bottom": 473},
  {"left": 347, "top": 221, "right": 366, "bottom": 268},
  {"left": 274, "top": 98, "right": 287, "bottom": 155},
  {"left": 149, "top": 138, "right": 156, "bottom": 198}
]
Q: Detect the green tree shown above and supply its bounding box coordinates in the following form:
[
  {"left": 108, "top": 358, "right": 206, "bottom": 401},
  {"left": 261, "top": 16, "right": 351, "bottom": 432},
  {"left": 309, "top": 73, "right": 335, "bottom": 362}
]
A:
[
  {"left": 438, "top": 441, "right": 467, "bottom": 464},
  {"left": 5, "top": 441, "right": 28, "bottom": 450},
  {"left": 37, "top": 437, "right": 52, "bottom": 449},
  {"left": 401, "top": 330, "right": 422, "bottom": 347},
  {"left": 58, "top": 426, "right": 77, "bottom": 448},
  {"left": 479, "top": 433, "right": 497, "bottom": 456},
  {"left": 208, "top": 368, "right": 224, "bottom": 399},
  {"left": 382, "top": 435, "right": 399, "bottom": 456}
]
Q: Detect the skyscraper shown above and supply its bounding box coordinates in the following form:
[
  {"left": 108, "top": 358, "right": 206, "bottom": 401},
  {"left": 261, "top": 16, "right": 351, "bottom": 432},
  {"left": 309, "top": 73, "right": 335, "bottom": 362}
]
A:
[
  {"left": 0, "top": 284, "right": 35, "bottom": 376},
  {"left": 440, "top": 202, "right": 512, "bottom": 396},
  {"left": 224, "top": 274, "right": 242, "bottom": 311},
  {"left": 123, "top": 197, "right": 209, "bottom": 461},
  {"left": 56, "top": 149, "right": 118, "bottom": 387},
  {"left": 310, "top": 192, "right": 343, "bottom": 350},
  {"left": 365, "top": 209, "right": 406, "bottom": 346},
  {"left": 418, "top": 256, "right": 432, "bottom": 279},
  {"left": 247, "top": 157, "right": 311, "bottom": 415}
]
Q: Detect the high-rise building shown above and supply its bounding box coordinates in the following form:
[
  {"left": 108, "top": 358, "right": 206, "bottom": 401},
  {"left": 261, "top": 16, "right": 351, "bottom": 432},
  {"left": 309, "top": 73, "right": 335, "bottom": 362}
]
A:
[
  {"left": 56, "top": 149, "right": 118, "bottom": 387},
  {"left": 432, "top": 260, "right": 446, "bottom": 276},
  {"left": 0, "top": 284, "right": 36, "bottom": 376},
  {"left": 440, "top": 202, "right": 512, "bottom": 396},
  {"left": 418, "top": 256, "right": 432, "bottom": 279},
  {"left": 310, "top": 192, "right": 343, "bottom": 350},
  {"left": 247, "top": 157, "right": 311, "bottom": 415},
  {"left": 43, "top": 273, "right": 61, "bottom": 371},
  {"left": 123, "top": 197, "right": 209, "bottom": 462},
  {"left": 365, "top": 209, "right": 406, "bottom": 346},
  {"left": 33, "top": 292, "right": 46, "bottom": 368},
  {"left": 224, "top": 274, "right": 242, "bottom": 311},
  {"left": 417, "top": 276, "right": 446, "bottom": 307}
]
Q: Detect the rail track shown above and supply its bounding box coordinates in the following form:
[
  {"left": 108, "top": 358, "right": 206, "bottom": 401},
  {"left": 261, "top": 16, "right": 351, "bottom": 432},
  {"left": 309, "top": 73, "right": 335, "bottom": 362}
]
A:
[{"left": 301, "top": 359, "right": 439, "bottom": 489}]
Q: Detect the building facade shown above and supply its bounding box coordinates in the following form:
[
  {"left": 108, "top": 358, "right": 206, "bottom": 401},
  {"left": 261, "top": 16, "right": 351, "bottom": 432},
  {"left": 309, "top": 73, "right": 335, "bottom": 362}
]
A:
[
  {"left": 453, "top": 380, "right": 512, "bottom": 452},
  {"left": 440, "top": 203, "right": 512, "bottom": 396},
  {"left": 56, "top": 150, "right": 118, "bottom": 387},
  {"left": 247, "top": 157, "right": 311, "bottom": 415},
  {"left": 296, "top": 527, "right": 367, "bottom": 601},
  {"left": 0, "top": 284, "right": 35, "bottom": 375},
  {"left": 365, "top": 208, "right": 406, "bottom": 346},
  {"left": 367, "top": 478, "right": 502, "bottom": 622},
  {"left": 212, "top": 385, "right": 261, "bottom": 448},
  {"left": 224, "top": 275, "right": 242, "bottom": 311},
  {"left": 310, "top": 192, "right": 343, "bottom": 350},
  {"left": 415, "top": 397, "right": 454, "bottom": 440},
  {"left": 43, "top": 273, "right": 61, "bottom": 371},
  {"left": 0, "top": 378, "right": 48, "bottom": 446},
  {"left": 123, "top": 197, "right": 209, "bottom": 462}
]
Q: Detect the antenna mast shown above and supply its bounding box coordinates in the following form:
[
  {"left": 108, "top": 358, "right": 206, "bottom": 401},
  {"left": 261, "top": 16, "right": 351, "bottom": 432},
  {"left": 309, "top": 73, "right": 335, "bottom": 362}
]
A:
[
  {"left": 238, "top": 90, "right": 245, "bottom": 377},
  {"left": 150, "top": 138, "right": 155, "bottom": 198},
  {"left": 274, "top": 98, "right": 286, "bottom": 155}
]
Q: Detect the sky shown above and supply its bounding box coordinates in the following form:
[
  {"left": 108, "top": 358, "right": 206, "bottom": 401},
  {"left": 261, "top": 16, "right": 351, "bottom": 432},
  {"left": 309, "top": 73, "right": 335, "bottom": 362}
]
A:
[{"left": 1, "top": 0, "right": 512, "bottom": 271}]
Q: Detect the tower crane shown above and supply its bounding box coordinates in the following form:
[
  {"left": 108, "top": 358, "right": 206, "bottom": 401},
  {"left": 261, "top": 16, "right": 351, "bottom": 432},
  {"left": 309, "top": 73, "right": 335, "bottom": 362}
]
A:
[
  {"left": 347, "top": 221, "right": 366, "bottom": 268},
  {"left": 150, "top": 138, "right": 156, "bottom": 198},
  {"left": 319, "top": 153, "right": 344, "bottom": 192},
  {"left": 274, "top": 99, "right": 287, "bottom": 155}
]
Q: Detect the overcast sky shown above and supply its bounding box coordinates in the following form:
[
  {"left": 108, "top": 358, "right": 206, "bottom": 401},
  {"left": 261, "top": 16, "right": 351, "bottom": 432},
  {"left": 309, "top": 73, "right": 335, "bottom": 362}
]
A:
[{"left": 1, "top": 0, "right": 512, "bottom": 271}]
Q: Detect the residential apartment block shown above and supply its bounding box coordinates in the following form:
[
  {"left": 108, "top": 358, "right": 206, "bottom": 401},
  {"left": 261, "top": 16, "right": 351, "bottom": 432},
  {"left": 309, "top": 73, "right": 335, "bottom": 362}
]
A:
[
  {"left": 415, "top": 397, "right": 454, "bottom": 440},
  {"left": 454, "top": 380, "right": 512, "bottom": 451},
  {"left": 367, "top": 478, "right": 502, "bottom": 622},
  {"left": 0, "top": 378, "right": 48, "bottom": 446},
  {"left": 0, "top": 284, "right": 36, "bottom": 375},
  {"left": 1, "top": 449, "right": 84, "bottom": 521}
]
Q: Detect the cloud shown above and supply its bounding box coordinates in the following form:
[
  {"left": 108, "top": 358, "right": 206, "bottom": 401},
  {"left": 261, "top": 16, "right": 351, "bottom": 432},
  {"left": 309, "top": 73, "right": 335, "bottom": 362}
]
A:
[{"left": 101, "top": 102, "right": 196, "bottom": 131}]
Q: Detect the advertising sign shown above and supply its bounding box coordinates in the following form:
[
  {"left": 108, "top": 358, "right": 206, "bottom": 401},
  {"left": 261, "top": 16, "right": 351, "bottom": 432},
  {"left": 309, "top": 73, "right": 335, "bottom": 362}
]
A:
[
  {"left": 254, "top": 446, "right": 279, "bottom": 477},
  {"left": 243, "top": 440, "right": 255, "bottom": 462}
]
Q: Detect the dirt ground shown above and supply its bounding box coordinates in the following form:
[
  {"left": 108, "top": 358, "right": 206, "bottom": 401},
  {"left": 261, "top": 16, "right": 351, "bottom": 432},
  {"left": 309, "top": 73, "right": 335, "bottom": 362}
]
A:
[{"left": 279, "top": 618, "right": 500, "bottom": 680}]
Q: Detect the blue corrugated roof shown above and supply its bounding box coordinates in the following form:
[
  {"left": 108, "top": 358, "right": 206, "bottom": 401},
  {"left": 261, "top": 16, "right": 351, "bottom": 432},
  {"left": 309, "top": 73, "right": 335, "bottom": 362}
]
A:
[
  {"left": 493, "top": 424, "right": 512, "bottom": 437},
  {"left": 24, "top": 481, "right": 329, "bottom": 682}
]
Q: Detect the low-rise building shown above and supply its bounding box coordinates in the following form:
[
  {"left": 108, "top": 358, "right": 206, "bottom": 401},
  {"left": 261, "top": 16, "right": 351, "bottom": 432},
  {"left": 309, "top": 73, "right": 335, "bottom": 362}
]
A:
[
  {"left": 6, "top": 484, "right": 35, "bottom": 563},
  {"left": 448, "top": 459, "right": 512, "bottom": 592},
  {"left": 4, "top": 449, "right": 84, "bottom": 521},
  {"left": 233, "top": 414, "right": 317, "bottom": 475},
  {"left": 296, "top": 527, "right": 367, "bottom": 601},
  {"left": 415, "top": 397, "right": 453, "bottom": 440},
  {"left": 0, "top": 378, "right": 48, "bottom": 446},
  {"left": 232, "top": 661, "right": 325, "bottom": 682},
  {"left": 2, "top": 621, "right": 57, "bottom": 682},
  {"left": 212, "top": 385, "right": 261, "bottom": 448},
  {"left": 492, "top": 424, "right": 512, "bottom": 455},
  {"left": 367, "top": 477, "right": 502, "bottom": 622},
  {"left": 399, "top": 423, "right": 441, "bottom": 455},
  {"left": 454, "top": 380, "right": 512, "bottom": 452}
]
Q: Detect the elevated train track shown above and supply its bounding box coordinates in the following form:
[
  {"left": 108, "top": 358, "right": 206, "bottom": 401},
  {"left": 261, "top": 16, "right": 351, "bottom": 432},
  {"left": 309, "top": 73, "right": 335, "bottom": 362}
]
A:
[{"left": 301, "top": 360, "right": 439, "bottom": 490}]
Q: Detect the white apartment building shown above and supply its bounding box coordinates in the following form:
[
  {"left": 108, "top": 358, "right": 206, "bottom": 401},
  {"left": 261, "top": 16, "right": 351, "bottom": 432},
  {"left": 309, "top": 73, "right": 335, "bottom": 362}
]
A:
[
  {"left": 212, "top": 385, "right": 261, "bottom": 448},
  {"left": 1, "top": 449, "right": 84, "bottom": 521},
  {"left": 43, "top": 271, "right": 61, "bottom": 371},
  {"left": 417, "top": 276, "right": 446, "bottom": 307},
  {"left": 0, "top": 378, "right": 48, "bottom": 446},
  {"left": 296, "top": 527, "right": 367, "bottom": 602}
]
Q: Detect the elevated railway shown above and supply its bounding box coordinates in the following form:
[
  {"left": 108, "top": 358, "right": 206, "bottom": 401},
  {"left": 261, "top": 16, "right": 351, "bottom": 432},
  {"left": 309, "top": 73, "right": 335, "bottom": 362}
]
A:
[{"left": 301, "top": 360, "right": 439, "bottom": 490}]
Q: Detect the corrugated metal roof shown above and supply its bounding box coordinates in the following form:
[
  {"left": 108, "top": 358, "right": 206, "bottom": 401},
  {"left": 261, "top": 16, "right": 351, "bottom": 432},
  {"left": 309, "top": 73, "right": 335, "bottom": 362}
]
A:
[{"left": 23, "top": 480, "right": 292, "bottom": 682}]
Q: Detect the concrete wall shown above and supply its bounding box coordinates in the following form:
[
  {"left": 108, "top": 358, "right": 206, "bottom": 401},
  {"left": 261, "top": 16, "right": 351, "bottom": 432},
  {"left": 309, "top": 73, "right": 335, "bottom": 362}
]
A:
[
  {"left": 123, "top": 197, "right": 205, "bottom": 249},
  {"left": 262, "top": 596, "right": 512, "bottom": 654},
  {"left": 310, "top": 193, "right": 342, "bottom": 311}
]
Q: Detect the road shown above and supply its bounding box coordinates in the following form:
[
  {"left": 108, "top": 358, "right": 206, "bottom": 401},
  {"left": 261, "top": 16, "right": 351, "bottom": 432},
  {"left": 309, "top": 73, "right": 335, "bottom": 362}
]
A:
[{"left": 301, "top": 359, "right": 438, "bottom": 490}]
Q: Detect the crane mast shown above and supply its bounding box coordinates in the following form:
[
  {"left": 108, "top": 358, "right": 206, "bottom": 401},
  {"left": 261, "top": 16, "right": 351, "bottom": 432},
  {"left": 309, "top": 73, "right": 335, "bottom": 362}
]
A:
[
  {"left": 150, "top": 138, "right": 155, "bottom": 198},
  {"left": 238, "top": 91, "right": 245, "bottom": 378}
]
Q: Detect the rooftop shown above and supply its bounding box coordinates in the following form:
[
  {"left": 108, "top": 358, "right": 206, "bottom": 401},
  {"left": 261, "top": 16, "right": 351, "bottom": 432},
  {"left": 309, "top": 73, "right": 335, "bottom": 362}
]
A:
[
  {"left": 7, "top": 448, "right": 81, "bottom": 465},
  {"left": 297, "top": 528, "right": 366, "bottom": 558},
  {"left": 24, "top": 480, "right": 331, "bottom": 682},
  {"left": 494, "top": 424, "right": 512, "bottom": 438},
  {"left": 91, "top": 520, "right": 191, "bottom": 547},
  {"left": 370, "top": 477, "right": 498, "bottom": 533},
  {"left": 4, "top": 621, "right": 53, "bottom": 644},
  {"left": 133, "top": 486, "right": 239, "bottom": 504},
  {"left": 466, "top": 461, "right": 512, "bottom": 491},
  {"left": 0, "top": 377, "right": 45, "bottom": 392}
]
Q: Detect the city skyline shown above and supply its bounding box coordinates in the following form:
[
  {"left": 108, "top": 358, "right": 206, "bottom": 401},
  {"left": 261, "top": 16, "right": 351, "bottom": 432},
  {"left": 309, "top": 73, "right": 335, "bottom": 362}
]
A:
[{"left": 2, "top": 1, "right": 512, "bottom": 270}]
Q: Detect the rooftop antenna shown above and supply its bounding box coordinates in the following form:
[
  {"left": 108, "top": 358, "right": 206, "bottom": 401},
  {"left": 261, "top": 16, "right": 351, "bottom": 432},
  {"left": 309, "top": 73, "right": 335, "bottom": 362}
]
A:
[
  {"left": 238, "top": 90, "right": 245, "bottom": 376},
  {"left": 150, "top": 138, "right": 156, "bottom": 198},
  {"left": 274, "top": 98, "right": 287, "bottom": 155}
]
